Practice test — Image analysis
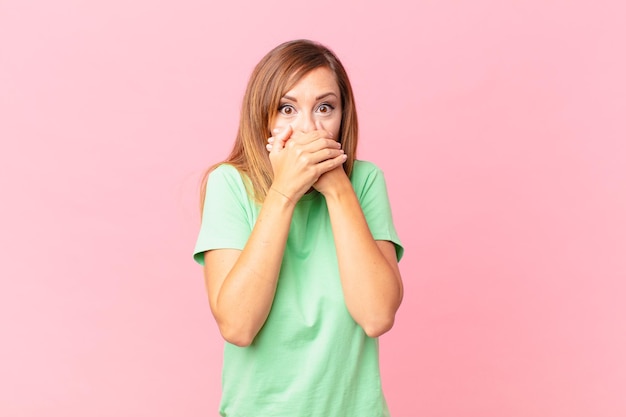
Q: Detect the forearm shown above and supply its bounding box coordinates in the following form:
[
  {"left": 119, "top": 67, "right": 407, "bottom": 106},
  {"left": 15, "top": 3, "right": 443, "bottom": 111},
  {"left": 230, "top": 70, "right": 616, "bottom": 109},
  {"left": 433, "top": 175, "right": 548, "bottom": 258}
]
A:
[
  {"left": 324, "top": 181, "right": 403, "bottom": 337},
  {"left": 212, "top": 189, "right": 294, "bottom": 345}
]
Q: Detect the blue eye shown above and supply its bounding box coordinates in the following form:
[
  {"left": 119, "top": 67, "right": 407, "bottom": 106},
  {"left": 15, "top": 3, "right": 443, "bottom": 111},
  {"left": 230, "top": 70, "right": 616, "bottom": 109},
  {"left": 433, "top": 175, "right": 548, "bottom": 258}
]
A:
[{"left": 279, "top": 104, "right": 295, "bottom": 115}]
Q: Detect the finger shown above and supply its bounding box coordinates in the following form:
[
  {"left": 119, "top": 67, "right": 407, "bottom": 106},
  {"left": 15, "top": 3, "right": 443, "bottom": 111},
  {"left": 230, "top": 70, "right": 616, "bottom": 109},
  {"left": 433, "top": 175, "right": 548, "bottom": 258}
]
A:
[
  {"left": 270, "top": 125, "right": 292, "bottom": 152},
  {"left": 303, "top": 137, "right": 342, "bottom": 154},
  {"left": 289, "top": 129, "right": 333, "bottom": 146},
  {"left": 266, "top": 135, "right": 276, "bottom": 153},
  {"left": 319, "top": 153, "right": 348, "bottom": 171},
  {"left": 308, "top": 147, "right": 345, "bottom": 165}
]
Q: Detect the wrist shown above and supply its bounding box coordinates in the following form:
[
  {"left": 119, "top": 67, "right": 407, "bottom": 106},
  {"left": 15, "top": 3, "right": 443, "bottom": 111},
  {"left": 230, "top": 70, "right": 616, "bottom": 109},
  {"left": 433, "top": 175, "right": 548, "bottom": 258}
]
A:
[
  {"left": 269, "top": 187, "right": 296, "bottom": 206},
  {"left": 320, "top": 177, "right": 353, "bottom": 202}
]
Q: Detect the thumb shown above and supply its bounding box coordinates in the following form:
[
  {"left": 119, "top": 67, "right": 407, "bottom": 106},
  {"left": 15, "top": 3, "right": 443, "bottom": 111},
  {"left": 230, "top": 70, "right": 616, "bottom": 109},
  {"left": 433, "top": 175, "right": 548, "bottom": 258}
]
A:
[{"left": 269, "top": 125, "right": 292, "bottom": 152}]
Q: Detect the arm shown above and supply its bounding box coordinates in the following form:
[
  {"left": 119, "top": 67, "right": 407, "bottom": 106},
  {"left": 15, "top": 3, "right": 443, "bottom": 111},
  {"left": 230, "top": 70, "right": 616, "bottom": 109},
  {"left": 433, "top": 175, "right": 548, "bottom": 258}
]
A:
[
  {"left": 315, "top": 168, "right": 404, "bottom": 337},
  {"left": 203, "top": 127, "right": 346, "bottom": 346},
  {"left": 203, "top": 189, "right": 294, "bottom": 347}
]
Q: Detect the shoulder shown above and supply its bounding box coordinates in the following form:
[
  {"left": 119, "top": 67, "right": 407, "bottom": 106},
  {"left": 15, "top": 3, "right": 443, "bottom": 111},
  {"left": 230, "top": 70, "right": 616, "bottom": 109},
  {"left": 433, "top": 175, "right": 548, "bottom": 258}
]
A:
[
  {"left": 209, "top": 163, "right": 242, "bottom": 180},
  {"left": 207, "top": 164, "right": 248, "bottom": 190},
  {"left": 350, "top": 160, "right": 386, "bottom": 192},
  {"left": 352, "top": 159, "right": 381, "bottom": 175},
  {"left": 203, "top": 164, "right": 255, "bottom": 205}
]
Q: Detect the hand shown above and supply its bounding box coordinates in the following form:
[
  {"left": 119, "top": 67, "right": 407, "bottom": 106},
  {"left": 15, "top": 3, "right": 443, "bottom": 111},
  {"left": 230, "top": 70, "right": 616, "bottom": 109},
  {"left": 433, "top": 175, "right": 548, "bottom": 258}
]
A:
[
  {"left": 266, "top": 123, "right": 346, "bottom": 202},
  {"left": 312, "top": 163, "right": 349, "bottom": 196}
]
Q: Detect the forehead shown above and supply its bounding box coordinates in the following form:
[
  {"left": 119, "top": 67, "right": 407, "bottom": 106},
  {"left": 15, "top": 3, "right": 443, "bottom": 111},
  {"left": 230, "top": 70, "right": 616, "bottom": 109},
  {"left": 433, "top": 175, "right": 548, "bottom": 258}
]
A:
[{"left": 284, "top": 67, "right": 340, "bottom": 96}]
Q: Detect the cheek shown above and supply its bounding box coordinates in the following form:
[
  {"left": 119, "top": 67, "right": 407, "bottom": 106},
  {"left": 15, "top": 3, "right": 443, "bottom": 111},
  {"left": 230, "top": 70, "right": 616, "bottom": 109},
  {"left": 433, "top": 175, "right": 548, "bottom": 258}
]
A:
[
  {"left": 330, "top": 116, "right": 342, "bottom": 140},
  {"left": 269, "top": 115, "right": 287, "bottom": 134}
]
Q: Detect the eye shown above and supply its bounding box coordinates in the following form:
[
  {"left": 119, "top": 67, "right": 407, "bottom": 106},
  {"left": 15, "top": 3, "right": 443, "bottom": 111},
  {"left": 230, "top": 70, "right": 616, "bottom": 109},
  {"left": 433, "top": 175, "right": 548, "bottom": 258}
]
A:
[
  {"left": 317, "top": 103, "right": 334, "bottom": 114},
  {"left": 279, "top": 104, "right": 296, "bottom": 115}
]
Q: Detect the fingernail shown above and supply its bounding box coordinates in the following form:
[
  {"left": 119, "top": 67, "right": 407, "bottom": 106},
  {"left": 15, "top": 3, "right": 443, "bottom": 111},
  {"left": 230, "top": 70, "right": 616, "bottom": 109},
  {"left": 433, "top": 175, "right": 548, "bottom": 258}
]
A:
[
  {"left": 266, "top": 144, "right": 273, "bottom": 151},
  {"left": 268, "top": 137, "right": 274, "bottom": 144}
]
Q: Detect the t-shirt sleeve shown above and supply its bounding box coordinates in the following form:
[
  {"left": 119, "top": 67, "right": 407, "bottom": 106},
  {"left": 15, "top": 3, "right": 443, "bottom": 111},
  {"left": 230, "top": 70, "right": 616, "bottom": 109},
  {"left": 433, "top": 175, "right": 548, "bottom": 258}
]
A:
[
  {"left": 354, "top": 162, "right": 404, "bottom": 261},
  {"left": 193, "top": 164, "right": 254, "bottom": 265}
]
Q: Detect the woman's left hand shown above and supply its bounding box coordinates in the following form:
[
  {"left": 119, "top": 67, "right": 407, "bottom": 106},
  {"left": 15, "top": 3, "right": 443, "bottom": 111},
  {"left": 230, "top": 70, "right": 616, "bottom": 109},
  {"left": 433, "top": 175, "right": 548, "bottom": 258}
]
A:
[{"left": 312, "top": 164, "right": 349, "bottom": 196}]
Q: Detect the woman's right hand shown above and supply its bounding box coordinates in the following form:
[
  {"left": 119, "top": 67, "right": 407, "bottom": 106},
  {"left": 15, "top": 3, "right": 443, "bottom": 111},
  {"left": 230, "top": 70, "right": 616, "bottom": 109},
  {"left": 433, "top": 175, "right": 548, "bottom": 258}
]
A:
[{"left": 266, "top": 125, "right": 346, "bottom": 202}]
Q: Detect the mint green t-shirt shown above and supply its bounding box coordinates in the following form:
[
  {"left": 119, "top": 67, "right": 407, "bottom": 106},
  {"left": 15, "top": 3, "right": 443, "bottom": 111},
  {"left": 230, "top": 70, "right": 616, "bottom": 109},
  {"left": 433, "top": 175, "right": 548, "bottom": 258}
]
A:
[{"left": 194, "top": 160, "right": 403, "bottom": 417}]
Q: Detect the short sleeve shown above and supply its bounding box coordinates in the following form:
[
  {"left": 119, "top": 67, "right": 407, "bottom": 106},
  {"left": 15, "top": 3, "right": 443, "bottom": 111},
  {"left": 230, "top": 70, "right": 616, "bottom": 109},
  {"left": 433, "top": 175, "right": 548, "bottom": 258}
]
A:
[
  {"left": 193, "top": 164, "right": 256, "bottom": 265},
  {"left": 351, "top": 161, "right": 404, "bottom": 261}
]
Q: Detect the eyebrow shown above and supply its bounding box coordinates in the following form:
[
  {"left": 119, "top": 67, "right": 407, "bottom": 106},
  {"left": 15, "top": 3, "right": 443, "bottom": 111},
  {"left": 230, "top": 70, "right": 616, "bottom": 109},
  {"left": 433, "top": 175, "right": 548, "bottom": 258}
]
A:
[{"left": 282, "top": 92, "right": 338, "bottom": 102}]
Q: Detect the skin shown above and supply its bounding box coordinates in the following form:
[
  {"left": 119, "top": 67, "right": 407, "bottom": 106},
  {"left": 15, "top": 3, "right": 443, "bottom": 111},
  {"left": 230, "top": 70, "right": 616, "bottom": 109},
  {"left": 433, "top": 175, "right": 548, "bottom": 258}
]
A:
[{"left": 204, "top": 67, "right": 403, "bottom": 346}]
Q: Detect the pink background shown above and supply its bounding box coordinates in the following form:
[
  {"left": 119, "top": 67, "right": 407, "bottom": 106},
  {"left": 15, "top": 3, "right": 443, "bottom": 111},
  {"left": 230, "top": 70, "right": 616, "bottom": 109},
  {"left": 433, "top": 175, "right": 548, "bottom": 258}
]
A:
[{"left": 1, "top": 0, "right": 625, "bottom": 416}]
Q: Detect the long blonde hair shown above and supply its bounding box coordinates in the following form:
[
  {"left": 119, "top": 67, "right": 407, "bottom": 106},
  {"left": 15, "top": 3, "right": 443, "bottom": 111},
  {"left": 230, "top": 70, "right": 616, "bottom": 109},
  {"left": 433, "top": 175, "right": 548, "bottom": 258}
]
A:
[{"left": 201, "top": 39, "right": 359, "bottom": 207}]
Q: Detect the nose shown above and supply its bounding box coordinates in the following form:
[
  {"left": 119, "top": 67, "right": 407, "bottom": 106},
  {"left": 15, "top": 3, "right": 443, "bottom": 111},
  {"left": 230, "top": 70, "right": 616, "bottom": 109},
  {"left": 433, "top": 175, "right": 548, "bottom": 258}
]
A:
[{"left": 296, "top": 112, "right": 316, "bottom": 133}]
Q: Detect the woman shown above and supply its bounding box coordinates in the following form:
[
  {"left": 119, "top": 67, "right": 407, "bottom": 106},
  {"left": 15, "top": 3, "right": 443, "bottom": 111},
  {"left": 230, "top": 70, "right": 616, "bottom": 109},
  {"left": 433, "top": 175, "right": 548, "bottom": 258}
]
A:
[{"left": 194, "top": 39, "right": 404, "bottom": 417}]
